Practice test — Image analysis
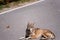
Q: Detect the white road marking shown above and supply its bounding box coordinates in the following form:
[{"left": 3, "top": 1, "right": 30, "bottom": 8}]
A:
[{"left": 0, "top": 0, "right": 44, "bottom": 15}]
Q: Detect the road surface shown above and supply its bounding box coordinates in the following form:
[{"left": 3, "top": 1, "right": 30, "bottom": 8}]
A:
[{"left": 0, "top": 0, "right": 60, "bottom": 40}]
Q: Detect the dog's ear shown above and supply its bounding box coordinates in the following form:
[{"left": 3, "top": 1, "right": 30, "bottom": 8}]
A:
[{"left": 27, "top": 21, "right": 35, "bottom": 29}]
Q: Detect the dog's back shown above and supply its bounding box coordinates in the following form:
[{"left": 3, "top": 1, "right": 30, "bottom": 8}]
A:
[
  {"left": 30, "top": 28, "right": 55, "bottom": 40},
  {"left": 42, "top": 29, "right": 55, "bottom": 39}
]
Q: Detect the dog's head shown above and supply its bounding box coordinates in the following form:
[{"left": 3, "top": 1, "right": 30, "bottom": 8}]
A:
[{"left": 27, "top": 21, "right": 35, "bottom": 29}]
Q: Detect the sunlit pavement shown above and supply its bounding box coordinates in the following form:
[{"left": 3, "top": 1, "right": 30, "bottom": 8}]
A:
[{"left": 0, "top": 0, "right": 60, "bottom": 40}]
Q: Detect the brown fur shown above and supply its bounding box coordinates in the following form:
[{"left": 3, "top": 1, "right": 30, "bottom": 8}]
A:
[
  {"left": 30, "top": 28, "right": 55, "bottom": 40},
  {"left": 25, "top": 22, "right": 55, "bottom": 40}
]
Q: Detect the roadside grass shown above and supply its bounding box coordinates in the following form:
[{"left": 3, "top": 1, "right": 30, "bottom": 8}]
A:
[
  {"left": 20, "top": 0, "right": 30, "bottom": 3},
  {"left": 0, "top": 4, "right": 10, "bottom": 10},
  {"left": 0, "top": 4, "right": 3, "bottom": 10},
  {"left": 0, "top": 0, "right": 30, "bottom": 9},
  {"left": 4, "top": 4, "right": 10, "bottom": 8},
  {"left": 0, "top": 0, "right": 37, "bottom": 12}
]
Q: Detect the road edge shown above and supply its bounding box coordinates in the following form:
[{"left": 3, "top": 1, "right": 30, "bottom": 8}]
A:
[{"left": 0, "top": 0, "right": 44, "bottom": 15}]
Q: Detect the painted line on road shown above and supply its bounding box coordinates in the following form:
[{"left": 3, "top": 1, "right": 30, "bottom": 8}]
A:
[{"left": 0, "top": 0, "right": 44, "bottom": 15}]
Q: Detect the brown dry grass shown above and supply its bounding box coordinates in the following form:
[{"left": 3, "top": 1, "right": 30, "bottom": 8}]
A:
[{"left": 0, "top": 0, "right": 38, "bottom": 13}]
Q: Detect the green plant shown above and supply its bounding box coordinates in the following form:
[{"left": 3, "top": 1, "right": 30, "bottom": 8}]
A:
[
  {"left": 5, "top": 4, "right": 10, "bottom": 8},
  {"left": 0, "top": 4, "right": 3, "bottom": 10},
  {"left": 19, "top": 0, "right": 30, "bottom": 3}
]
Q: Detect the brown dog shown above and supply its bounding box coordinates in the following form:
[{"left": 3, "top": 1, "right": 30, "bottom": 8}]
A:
[{"left": 25, "top": 22, "right": 55, "bottom": 40}]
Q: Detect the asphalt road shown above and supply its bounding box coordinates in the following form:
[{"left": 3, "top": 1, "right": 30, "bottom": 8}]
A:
[{"left": 0, "top": 0, "right": 60, "bottom": 40}]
